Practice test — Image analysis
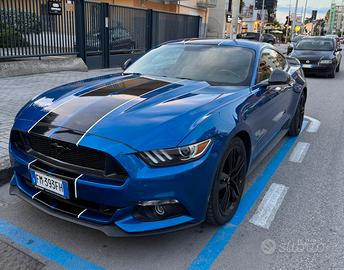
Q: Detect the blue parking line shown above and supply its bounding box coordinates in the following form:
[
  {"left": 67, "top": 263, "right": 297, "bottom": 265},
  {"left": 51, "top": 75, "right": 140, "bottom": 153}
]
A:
[
  {"left": 189, "top": 121, "right": 308, "bottom": 270},
  {"left": 0, "top": 218, "right": 105, "bottom": 270}
]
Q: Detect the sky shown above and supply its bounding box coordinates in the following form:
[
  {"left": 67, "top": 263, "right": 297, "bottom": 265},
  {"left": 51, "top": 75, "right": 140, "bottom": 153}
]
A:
[{"left": 276, "top": 0, "right": 342, "bottom": 22}]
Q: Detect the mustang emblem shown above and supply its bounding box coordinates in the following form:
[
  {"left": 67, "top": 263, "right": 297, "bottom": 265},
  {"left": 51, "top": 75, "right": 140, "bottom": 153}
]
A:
[
  {"left": 50, "top": 142, "right": 70, "bottom": 156},
  {"left": 306, "top": 60, "right": 310, "bottom": 64}
]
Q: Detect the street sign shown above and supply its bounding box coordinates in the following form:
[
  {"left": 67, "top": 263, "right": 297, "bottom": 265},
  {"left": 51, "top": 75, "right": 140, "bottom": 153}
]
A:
[
  {"left": 311, "top": 10, "right": 317, "bottom": 21},
  {"left": 48, "top": 0, "right": 63, "bottom": 15},
  {"left": 254, "top": 0, "right": 277, "bottom": 10},
  {"left": 295, "top": 25, "right": 301, "bottom": 33}
]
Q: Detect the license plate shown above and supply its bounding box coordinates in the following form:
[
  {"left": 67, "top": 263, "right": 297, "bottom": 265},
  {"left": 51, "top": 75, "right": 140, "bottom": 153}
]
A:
[
  {"left": 31, "top": 170, "right": 69, "bottom": 198},
  {"left": 302, "top": 64, "right": 313, "bottom": 68}
]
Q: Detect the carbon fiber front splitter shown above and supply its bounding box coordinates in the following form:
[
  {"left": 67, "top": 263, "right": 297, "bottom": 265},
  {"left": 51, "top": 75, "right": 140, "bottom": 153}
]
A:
[{"left": 9, "top": 185, "right": 201, "bottom": 237}]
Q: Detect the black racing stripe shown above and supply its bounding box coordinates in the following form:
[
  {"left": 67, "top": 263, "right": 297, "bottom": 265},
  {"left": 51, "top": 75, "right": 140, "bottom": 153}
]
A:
[
  {"left": 48, "top": 127, "right": 84, "bottom": 145},
  {"left": 81, "top": 77, "right": 151, "bottom": 97},
  {"left": 30, "top": 77, "right": 171, "bottom": 142},
  {"left": 29, "top": 123, "right": 57, "bottom": 137},
  {"left": 51, "top": 95, "right": 133, "bottom": 138}
]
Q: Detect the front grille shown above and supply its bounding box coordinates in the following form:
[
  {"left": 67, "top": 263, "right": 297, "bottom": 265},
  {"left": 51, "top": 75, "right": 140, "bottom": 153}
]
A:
[
  {"left": 11, "top": 130, "right": 128, "bottom": 178},
  {"left": 28, "top": 133, "right": 105, "bottom": 170},
  {"left": 300, "top": 59, "right": 318, "bottom": 65}
]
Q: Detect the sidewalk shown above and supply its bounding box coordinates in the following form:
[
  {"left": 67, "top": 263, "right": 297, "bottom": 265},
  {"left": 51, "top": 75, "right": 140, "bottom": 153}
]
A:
[{"left": 0, "top": 68, "right": 121, "bottom": 182}]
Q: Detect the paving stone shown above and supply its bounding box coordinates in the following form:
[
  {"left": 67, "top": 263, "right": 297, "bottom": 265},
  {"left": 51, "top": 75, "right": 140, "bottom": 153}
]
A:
[
  {"left": 0, "top": 68, "right": 121, "bottom": 172},
  {"left": 0, "top": 239, "right": 45, "bottom": 270}
]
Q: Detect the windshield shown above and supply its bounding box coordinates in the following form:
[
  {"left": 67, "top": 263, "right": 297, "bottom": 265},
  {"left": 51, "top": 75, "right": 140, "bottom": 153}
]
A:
[
  {"left": 295, "top": 39, "right": 334, "bottom": 51},
  {"left": 124, "top": 45, "right": 255, "bottom": 86}
]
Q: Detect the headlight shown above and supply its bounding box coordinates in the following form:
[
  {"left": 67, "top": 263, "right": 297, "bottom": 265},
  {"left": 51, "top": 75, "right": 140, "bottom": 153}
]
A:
[
  {"left": 319, "top": 59, "right": 333, "bottom": 64},
  {"left": 138, "top": 139, "right": 212, "bottom": 167}
]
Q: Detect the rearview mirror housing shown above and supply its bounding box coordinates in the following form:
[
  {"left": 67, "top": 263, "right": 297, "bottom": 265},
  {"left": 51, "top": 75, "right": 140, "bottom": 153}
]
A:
[
  {"left": 268, "top": 69, "right": 291, "bottom": 85},
  {"left": 121, "top": 58, "right": 132, "bottom": 71}
]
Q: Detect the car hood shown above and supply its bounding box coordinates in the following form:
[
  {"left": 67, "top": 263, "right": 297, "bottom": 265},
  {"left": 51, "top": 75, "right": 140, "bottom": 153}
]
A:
[
  {"left": 291, "top": 49, "right": 334, "bottom": 61},
  {"left": 17, "top": 75, "right": 245, "bottom": 151}
]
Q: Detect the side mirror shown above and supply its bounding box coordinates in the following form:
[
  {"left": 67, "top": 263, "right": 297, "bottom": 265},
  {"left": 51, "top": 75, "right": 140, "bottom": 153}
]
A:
[
  {"left": 268, "top": 69, "right": 291, "bottom": 85},
  {"left": 337, "top": 48, "right": 343, "bottom": 52},
  {"left": 121, "top": 58, "right": 132, "bottom": 71}
]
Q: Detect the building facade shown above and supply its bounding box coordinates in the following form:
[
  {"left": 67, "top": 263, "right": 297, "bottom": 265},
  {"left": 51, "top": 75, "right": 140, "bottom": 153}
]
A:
[
  {"left": 327, "top": 1, "right": 344, "bottom": 35},
  {"left": 224, "top": 0, "right": 277, "bottom": 36},
  {"left": 94, "top": 0, "right": 217, "bottom": 37}
]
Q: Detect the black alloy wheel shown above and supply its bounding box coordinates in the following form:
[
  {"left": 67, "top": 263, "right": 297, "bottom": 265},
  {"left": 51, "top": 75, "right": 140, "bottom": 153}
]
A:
[
  {"left": 288, "top": 91, "right": 306, "bottom": 136},
  {"left": 206, "top": 137, "right": 247, "bottom": 225}
]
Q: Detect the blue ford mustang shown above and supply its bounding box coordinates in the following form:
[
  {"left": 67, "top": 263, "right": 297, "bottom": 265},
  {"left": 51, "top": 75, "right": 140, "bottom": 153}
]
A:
[{"left": 9, "top": 39, "right": 307, "bottom": 236}]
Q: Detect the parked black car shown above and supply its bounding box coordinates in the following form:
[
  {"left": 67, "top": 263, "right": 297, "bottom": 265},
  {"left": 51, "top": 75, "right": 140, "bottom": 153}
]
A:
[
  {"left": 290, "top": 36, "right": 342, "bottom": 78},
  {"left": 262, "top": 33, "right": 277, "bottom": 44},
  {"left": 236, "top": 32, "right": 261, "bottom": 41},
  {"left": 287, "top": 35, "right": 305, "bottom": 54},
  {"left": 236, "top": 32, "right": 276, "bottom": 44},
  {"left": 85, "top": 27, "right": 136, "bottom": 52}
]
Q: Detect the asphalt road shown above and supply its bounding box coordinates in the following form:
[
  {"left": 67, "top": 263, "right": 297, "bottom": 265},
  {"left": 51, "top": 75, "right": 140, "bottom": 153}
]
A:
[{"left": 0, "top": 56, "right": 343, "bottom": 270}]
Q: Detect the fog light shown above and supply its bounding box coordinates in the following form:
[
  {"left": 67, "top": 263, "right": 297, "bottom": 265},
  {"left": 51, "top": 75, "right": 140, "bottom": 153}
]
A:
[
  {"left": 154, "top": 205, "right": 165, "bottom": 216},
  {"left": 134, "top": 200, "right": 186, "bottom": 221},
  {"left": 138, "top": 199, "right": 179, "bottom": 206}
]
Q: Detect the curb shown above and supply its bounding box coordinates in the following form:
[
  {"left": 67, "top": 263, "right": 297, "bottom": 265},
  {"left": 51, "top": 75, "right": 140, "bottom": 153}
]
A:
[
  {"left": 0, "top": 56, "right": 88, "bottom": 78},
  {"left": 0, "top": 159, "right": 12, "bottom": 187}
]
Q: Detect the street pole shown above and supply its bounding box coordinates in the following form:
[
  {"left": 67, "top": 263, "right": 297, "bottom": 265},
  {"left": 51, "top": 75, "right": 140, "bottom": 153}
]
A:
[
  {"left": 260, "top": 0, "right": 266, "bottom": 35},
  {"left": 302, "top": 0, "right": 308, "bottom": 34},
  {"left": 302, "top": 0, "right": 308, "bottom": 23},
  {"left": 291, "top": 0, "right": 299, "bottom": 38},
  {"left": 231, "top": 0, "right": 240, "bottom": 39},
  {"left": 285, "top": 0, "right": 292, "bottom": 43}
]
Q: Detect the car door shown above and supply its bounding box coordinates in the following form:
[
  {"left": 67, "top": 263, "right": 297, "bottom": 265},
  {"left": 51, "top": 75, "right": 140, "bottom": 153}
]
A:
[{"left": 245, "top": 48, "right": 293, "bottom": 158}]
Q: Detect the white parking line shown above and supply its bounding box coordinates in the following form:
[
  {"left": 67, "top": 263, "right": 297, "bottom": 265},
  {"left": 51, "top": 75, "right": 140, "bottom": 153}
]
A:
[
  {"left": 304, "top": 116, "right": 321, "bottom": 133},
  {"left": 249, "top": 183, "right": 288, "bottom": 229},
  {"left": 288, "top": 142, "right": 310, "bottom": 163}
]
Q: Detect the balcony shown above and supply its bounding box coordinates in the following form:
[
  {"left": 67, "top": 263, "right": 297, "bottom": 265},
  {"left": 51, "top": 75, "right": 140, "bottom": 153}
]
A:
[{"left": 197, "top": 0, "right": 217, "bottom": 8}]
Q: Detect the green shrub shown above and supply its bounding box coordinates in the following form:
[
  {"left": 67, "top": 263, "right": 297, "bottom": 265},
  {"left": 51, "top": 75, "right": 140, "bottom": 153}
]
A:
[
  {"left": 0, "top": 9, "right": 42, "bottom": 34},
  {"left": 0, "top": 26, "right": 30, "bottom": 48}
]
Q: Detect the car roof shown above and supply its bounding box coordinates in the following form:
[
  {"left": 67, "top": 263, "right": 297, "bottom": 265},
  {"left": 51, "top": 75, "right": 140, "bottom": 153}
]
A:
[
  {"left": 303, "top": 36, "right": 334, "bottom": 39},
  {"left": 164, "top": 38, "right": 271, "bottom": 51}
]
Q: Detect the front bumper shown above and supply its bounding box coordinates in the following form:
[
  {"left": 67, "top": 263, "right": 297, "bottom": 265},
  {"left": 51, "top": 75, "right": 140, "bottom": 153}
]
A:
[
  {"left": 301, "top": 63, "right": 334, "bottom": 74},
  {"left": 9, "top": 184, "right": 201, "bottom": 237},
  {"left": 9, "top": 134, "right": 219, "bottom": 236}
]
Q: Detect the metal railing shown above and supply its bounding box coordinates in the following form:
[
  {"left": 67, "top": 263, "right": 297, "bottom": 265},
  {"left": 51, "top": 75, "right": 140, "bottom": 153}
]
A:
[
  {"left": 1, "top": 0, "right": 201, "bottom": 68},
  {"left": 0, "top": 0, "right": 77, "bottom": 59}
]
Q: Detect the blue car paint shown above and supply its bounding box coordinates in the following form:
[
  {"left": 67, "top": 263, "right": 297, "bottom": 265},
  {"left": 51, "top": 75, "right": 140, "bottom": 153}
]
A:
[{"left": 9, "top": 40, "right": 306, "bottom": 235}]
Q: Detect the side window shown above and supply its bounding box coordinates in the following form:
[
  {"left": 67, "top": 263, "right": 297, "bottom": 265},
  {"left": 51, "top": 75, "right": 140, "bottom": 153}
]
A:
[
  {"left": 258, "top": 49, "right": 273, "bottom": 83},
  {"left": 257, "top": 49, "right": 286, "bottom": 83}
]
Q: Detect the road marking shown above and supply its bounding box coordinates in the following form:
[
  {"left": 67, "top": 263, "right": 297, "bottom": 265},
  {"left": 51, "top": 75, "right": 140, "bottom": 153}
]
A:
[
  {"left": 304, "top": 116, "right": 321, "bottom": 133},
  {"left": 0, "top": 218, "right": 105, "bottom": 270},
  {"left": 249, "top": 183, "right": 288, "bottom": 229},
  {"left": 189, "top": 133, "right": 299, "bottom": 270},
  {"left": 189, "top": 119, "right": 310, "bottom": 269},
  {"left": 288, "top": 142, "right": 310, "bottom": 163}
]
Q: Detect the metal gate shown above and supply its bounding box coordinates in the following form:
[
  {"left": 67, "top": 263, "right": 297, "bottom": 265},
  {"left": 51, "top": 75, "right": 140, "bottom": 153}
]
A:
[
  {"left": 83, "top": 2, "right": 201, "bottom": 69},
  {"left": 0, "top": 0, "right": 77, "bottom": 58},
  {"left": 0, "top": 0, "right": 201, "bottom": 68}
]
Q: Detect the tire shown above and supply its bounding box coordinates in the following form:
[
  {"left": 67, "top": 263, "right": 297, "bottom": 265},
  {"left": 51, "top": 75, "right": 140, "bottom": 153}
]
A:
[
  {"left": 206, "top": 137, "right": 247, "bottom": 225},
  {"left": 288, "top": 91, "right": 306, "bottom": 136},
  {"left": 329, "top": 66, "right": 336, "bottom": 78}
]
